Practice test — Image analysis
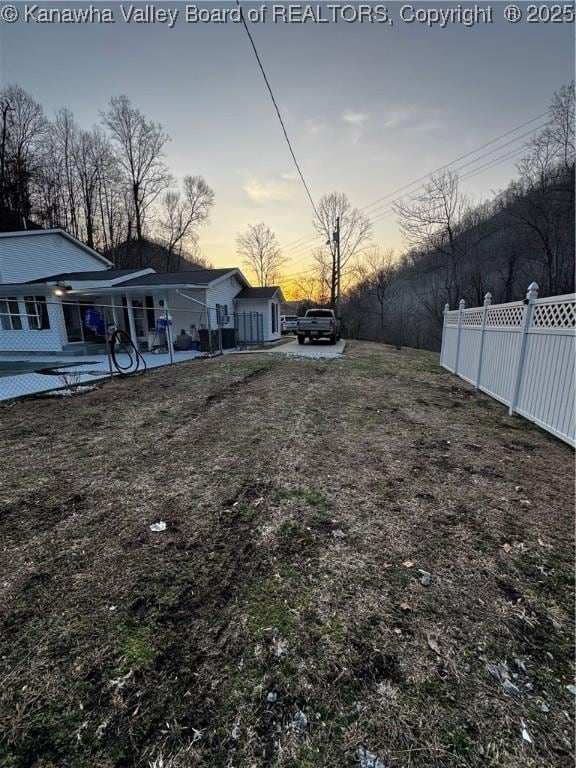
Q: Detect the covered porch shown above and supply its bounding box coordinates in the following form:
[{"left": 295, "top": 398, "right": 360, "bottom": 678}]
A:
[{"left": 57, "top": 287, "right": 215, "bottom": 356}]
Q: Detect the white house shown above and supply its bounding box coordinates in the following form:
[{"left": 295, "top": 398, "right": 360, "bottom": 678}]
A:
[{"left": 0, "top": 229, "right": 285, "bottom": 355}]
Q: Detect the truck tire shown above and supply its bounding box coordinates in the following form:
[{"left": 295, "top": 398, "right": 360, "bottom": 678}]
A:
[
  {"left": 297, "top": 335, "right": 305, "bottom": 345},
  {"left": 329, "top": 335, "right": 336, "bottom": 345}
]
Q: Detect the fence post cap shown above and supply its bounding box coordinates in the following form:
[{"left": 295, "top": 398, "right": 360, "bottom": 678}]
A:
[
  {"left": 458, "top": 299, "right": 466, "bottom": 309},
  {"left": 444, "top": 303, "right": 450, "bottom": 312},
  {"left": 527, "top": 281, "right": 540, "bottom": 294},
  {"left": 484, "top": 292, "right": 492, "bottom": 304}
]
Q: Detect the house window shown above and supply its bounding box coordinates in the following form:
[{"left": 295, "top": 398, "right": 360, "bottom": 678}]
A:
[
  {"left": 0, "top": 298, "right": 23, "bottom": 330},
  {"left": 271, "top": 302, "right": 277, "bottom": 334},
  {"left": 216, "top": 304, "right": 229, "bottom": 326},
  {"left": 24, "top": 296, "right": 50, "bottom": 330}
]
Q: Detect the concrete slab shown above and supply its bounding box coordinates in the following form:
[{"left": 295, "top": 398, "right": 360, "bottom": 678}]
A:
[
  {"left": 268, "top": 338, "right": 346, "bottom": 358},
  {"left": 0, "top": 349, "right": 209, "bottom": 401}
]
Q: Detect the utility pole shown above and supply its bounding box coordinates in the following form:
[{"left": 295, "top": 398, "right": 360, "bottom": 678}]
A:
[{"left": 334, "top": 216, "right": 341, "bottom": 317}]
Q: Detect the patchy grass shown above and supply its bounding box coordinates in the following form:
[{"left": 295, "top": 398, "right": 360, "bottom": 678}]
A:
[{"left": 0, "top": 342, "right": 573, "bottom": 768}]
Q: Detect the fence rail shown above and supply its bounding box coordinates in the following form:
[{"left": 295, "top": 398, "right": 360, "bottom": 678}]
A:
[{"left": 440, "top": 283, "right": 575, "bottom": 447}]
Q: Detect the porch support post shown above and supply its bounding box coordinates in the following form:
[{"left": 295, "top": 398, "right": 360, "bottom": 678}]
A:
[
  {"left": 164, "top": 293, "right": 174, "bottom": 364},
  {"left": 206, "top": 306, "right": 213, "bottom": 354},
  {"left": 125, "top": 294, "right": 138, "bottom": 348},
  {"left": 111, "top": 298, "right": 121, "bottom": 330}
]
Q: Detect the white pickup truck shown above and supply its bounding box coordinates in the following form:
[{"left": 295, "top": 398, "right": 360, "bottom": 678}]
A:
[{"left": 296, "top": 309, "right": 342, "bottom": 345}]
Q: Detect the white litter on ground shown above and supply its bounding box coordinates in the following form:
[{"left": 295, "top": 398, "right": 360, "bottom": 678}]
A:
[
  {"left": 520, "top": 720, "right": 533, "bottom": 743},
  {"left": 357, "top": 748, "right": 387, "bottom": 768},
  {"left": 149, "top": 521, "right": 167, "bottom": 532},
  {"left": 45, "top": 385, "right": 97, "bottom": 397}
]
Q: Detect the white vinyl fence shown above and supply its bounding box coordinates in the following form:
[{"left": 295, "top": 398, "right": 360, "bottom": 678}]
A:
[{"left": 440, "top": 283, "right": 575, "bottom": 447}]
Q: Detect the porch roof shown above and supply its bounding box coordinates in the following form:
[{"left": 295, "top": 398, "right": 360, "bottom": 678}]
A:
[
  {"left": 0, "top": 267, "right": 253, "bottom": 297},
  {"left": 27, "top": 268, "right": 150, "bottom": 284},
  {"left": 118, "top": 268, "right": 246, "bottom": 288}
]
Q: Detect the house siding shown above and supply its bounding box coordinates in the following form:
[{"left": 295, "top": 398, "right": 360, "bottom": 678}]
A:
[
  {"left": 234, "top": 298, "right": 282, "bottom": 342},
  {"left": 156, "top": 276, "right": 245, "bottom": 334},
  {"left": 162, "top": 289, "right": 209, "bottom": 334},
  {"left": 0, "top": 297, "right": 66, "bottom": 353},
  {"left": 206, "top": 275, "right": 245, "bottom": 328},
  {"left": 0, "top": 233, "right": 108, "bottom": 284}
]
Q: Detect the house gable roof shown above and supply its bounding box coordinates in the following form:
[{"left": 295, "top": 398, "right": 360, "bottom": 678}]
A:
[
  {"left": 0, "top": 229, "right": 112, "bottom": 267},
  {"left": 235, "top": 286, "right": 284, "bottom": 301}
]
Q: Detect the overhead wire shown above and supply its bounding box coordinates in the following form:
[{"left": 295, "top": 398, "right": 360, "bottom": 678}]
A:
[
  {"left": 235, "top": 0, "right": 321, "bottom": 222},
  {"left": 283, "top": 120, "right": 546, "bottom": 261},
  {"left": 281, "top": 110, "right": 551, "bottom": 258}
]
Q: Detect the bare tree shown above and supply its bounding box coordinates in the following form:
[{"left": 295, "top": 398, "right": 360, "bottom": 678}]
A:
[
  {"left": 292, "top": 259, "right": 331, "bottom": 306},
  {"left": 34, "top": 127, "right": 66, "bottom": 229},
  {"left": 550, "top": 81, "right": 575, "bottom": 172},
  {"left": 236, "top": 222, "right": 285, "bottom": 285},
  {"left": 393, "top": 170, "right": 495, "bottom": 308},
  {"left": 102, "top": 95, "right": 173, "bottom": 242},
  {"left": 506, "top": 83, "right": 575, "bottom": 294},
  {"left": 356, "top": 247, "right": 397, "bottom": 332},
  {"left": 53, "top": 108, "right": 80, "bottom": 236},
  {"left": 96, "top": 140, "right": 128, "bottom": 253},
  {"left": 0, "top": 84, "right": 47, "bottom": 226},
  {"left": 519, "top": 81, "right": 575, "bottom": 180},
  {"left": 158, "top": 175, "right": 214, "bottom": 270},
  {"left": 313, "top": 192, "right": 372, "bottom": 306},
  {"left": 72, "top": 127, "right": 112, "bottom": 249}
]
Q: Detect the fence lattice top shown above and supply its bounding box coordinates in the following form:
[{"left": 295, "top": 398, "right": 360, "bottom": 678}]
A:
[
  {"left": 445, "top": 311, "right": 460, "bottom": 325},
  {"left": 462, "top": 310, "right": 483, "bottom": 326},
  {"left": 532, "top": 300, "right": 576, "bottom": 329},
  {"left": 445, "top": 292, "right": 576, "bottom": 331},
  {"left": 486, "top": 305, "right": 524, "bottom": 327}
]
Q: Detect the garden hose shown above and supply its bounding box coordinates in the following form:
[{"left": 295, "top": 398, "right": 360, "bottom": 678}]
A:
[{"left": 109, "top": 328, "right": 147, "bottom": 376}]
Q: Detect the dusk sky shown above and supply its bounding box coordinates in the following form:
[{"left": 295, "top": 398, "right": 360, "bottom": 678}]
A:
[{"left": 1, "top": 1, "right": 574, "bottom": 277}]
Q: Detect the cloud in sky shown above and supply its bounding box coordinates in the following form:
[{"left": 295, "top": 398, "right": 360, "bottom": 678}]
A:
[
  {"left": 243, "top": 176, "right": 294, "bottom": 203},
  {"left": 304, "top": 117, "right": 329, "bottom": 136},
  {"left": 342, "top": 110, "right": 369, "bottom": 125},
  {"left": 382, "top": 104, "right": 446, "bottom": 133}
]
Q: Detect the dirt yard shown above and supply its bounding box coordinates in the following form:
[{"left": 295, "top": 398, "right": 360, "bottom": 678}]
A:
[{"left": 0, "top": 342, "right": 573, "bottom": 768}]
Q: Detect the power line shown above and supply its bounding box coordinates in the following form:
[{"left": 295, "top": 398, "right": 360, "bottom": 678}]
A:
[
  {"left": 360, "top": 110, "right": 550, "bottom": 214},
  {"left": 372, "top": 143, "right": 531, "bottom": 227},
  {"left": 367, "top": 144, "right": 537, "bottom": 228},
  {"left": 283, "top": 125, "right": 543, "bottom": 259},
  {"left": 284, "top": 119, "right": 546, "bottom": 260},
  {"left": 281, "top": 109, "right": 550, "bottom": 256},
  {"left": 364, "top": 122, "right": 547, "bottom": 219},
  {"left": 236, "top": 0, "right": 321, "bottom": 223},
  {"left": 282, "top": 141, "right": 533, "bottom": 280}
]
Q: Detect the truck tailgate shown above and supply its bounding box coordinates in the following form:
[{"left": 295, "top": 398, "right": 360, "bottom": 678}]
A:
[{"left": 298, "top": 319, "right": 332, "bottom": 331}]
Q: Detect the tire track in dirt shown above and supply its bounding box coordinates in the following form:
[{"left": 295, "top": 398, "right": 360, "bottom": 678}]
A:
[{"left": 1, "top": 345, "right": 573, "bottom": 768}]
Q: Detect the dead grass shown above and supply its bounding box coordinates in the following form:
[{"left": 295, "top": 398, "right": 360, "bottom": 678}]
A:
[{"left": 0, "top": 342, "right": 573, "bottom": 768}]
